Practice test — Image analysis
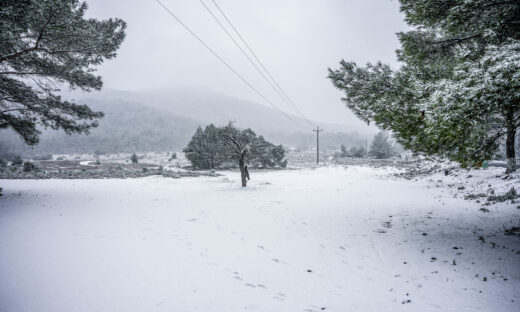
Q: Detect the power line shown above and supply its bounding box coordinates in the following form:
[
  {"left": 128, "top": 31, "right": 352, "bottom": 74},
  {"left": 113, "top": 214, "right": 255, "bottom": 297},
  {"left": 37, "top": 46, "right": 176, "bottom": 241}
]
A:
[
  {"left": 198, "top": 0, "right": 294, "bottom": 115},
  {"left": 155, "top": 0, "right": 307, "bottom": 129},
  {"left": 209, "top": 0, "right": 314, "bottom": 127},
  {"left": 199, "top": 0, "right": 309, "bottom": 126},
  {"left": 313, "top": 126, "right": 324, "bottom": 164}
]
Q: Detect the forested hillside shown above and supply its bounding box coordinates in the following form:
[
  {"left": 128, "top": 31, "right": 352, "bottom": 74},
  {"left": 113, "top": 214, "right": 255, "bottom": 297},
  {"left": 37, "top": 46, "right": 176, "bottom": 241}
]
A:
[
  {"left": 0, "top": 88, "right": 367, "bottom": 156},
  {"left": 0, "top": 99, "right": 197, "bottom": 156}
]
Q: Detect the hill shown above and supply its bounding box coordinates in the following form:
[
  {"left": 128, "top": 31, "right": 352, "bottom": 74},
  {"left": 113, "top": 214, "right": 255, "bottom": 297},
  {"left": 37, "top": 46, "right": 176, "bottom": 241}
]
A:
[{"left": 0, "top": 87, "right": 368, "bottom": 156}]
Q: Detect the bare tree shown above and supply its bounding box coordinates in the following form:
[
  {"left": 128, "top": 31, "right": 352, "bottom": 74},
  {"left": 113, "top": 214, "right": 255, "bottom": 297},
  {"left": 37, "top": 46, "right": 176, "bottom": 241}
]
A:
[{"left": 219, "top": 123, "right": 265, "bottom": 187}]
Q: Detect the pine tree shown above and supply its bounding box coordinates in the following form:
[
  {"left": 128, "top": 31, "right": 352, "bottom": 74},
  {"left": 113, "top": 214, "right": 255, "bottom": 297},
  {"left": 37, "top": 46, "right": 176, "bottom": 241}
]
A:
[
  {"left": 340, "top": 144, "right": 348, "bottom": 158},
  {"left": 369, "top": 131, "right": 395, "bottom": 159},
  {"left": 328, "top": 0, "right": 519, "bottom": 172},
  {"left": 183, "top": 125, "right": 226, "bottom": 169},
  {"left": 0, "top": 0, "right": 126, "bottom": 145}
]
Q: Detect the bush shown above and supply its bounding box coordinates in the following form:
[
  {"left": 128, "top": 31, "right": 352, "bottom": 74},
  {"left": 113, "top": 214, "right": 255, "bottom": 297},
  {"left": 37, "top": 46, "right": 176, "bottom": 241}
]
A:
[
  {"left": 369, "top": 131, "right": 395, "bottom": 159},
  {"left": 130, "top": 154, "right": 138, "bottom": 164},
  {"left": 11, "top": 155, "right": 23, "bottom": 166},
  {"left": 23, "top": 161, "right": 38, "bottom": 172},
  {"left": 0, "top": 158, "right": 6, "bottom": 167},
  {"left": 349, "top": 146, "right": 366, "bottom": 158}
]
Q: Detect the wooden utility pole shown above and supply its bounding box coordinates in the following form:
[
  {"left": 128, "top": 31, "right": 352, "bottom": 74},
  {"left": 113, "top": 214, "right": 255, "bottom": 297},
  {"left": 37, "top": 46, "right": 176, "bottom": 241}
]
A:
[{"left": 313, "top": 126, "right": 324, "bottom": 164}]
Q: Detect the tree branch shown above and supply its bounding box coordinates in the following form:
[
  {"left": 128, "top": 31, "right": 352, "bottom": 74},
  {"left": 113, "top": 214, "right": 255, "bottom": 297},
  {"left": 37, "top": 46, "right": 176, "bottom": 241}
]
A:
[
  {"left": 0, "top": 8, "right": 56, "bottom": 63},
  {"left": 0, "top": 71, "right": 51, "bottom": 76}
]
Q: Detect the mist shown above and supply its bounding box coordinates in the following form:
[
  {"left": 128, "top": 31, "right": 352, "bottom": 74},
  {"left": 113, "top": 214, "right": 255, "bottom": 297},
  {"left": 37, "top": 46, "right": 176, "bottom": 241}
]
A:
[{"left": 84, "top": 0, "right": 407, "bottom": 128}]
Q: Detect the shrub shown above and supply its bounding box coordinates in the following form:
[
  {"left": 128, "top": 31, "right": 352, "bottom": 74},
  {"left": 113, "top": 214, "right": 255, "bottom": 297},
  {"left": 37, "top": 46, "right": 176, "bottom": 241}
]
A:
[
  {"left": 369, "top": 131, "right": 395, "bottom": 159},
  {"left": 11, "top": 155, "right": 23, "bottom": 166},
  {"left": 349, "top": 146, "right": 366, "bottom": 158},
  {"left": 23, "top": 161, "right": 38, "bottom": 172},
  {"left": 130, "top": 154, "right": 138, "bottom": 164}
]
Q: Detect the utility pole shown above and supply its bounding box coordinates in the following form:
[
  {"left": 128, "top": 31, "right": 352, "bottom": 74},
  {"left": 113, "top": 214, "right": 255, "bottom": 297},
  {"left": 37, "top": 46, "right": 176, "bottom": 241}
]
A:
[{"left": 313, "top": 126, "right": 324, "bottom": 164}]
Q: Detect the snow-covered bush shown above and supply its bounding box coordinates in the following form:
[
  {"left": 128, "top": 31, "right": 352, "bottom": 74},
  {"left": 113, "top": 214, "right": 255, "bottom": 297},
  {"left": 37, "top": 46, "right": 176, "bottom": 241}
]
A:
[
  {"left": 369, "top": 132, "right": 395, "bottom": 159},
  {"left": 349, "top": 146, "right": 366, "bottom": 158},
  {"left": 23, "top": 161, "right": 38, "bottom": 172}
]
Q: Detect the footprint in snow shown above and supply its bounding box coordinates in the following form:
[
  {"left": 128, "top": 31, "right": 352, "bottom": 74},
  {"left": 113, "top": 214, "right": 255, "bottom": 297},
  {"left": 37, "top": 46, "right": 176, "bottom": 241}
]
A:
[
  {"left": 273, "top": 293, "right": 285, "bottom": 301},
  {"left": 243, "top": 304, "right": 259, "bottom": 310}
]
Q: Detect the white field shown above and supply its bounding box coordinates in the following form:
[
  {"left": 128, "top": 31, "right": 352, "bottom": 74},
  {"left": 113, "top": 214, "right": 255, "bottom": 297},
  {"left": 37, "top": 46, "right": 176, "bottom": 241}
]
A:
[{"left": 0, "top": 166, "right": 519, "bottom": 312}]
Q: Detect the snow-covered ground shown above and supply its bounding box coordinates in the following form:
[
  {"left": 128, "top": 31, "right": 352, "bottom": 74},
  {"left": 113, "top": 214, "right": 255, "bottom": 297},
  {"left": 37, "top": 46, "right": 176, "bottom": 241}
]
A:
[{"left": 0, "top": 166, "right": 518, "bottom": 311}]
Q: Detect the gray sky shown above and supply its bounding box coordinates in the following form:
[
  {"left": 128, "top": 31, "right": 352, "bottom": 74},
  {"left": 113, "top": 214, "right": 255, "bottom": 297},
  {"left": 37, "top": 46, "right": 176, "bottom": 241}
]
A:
[{"left": 85, "top": 0, "right": 408, "bottom": 131}]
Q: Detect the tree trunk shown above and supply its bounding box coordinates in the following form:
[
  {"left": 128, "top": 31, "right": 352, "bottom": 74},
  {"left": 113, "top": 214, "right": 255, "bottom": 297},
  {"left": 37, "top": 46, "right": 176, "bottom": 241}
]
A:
[
  {"left": 239, "top": 154, "right": 247, "bottom": 187},
  {"left": 505, "top": 110, "right": 516, "bottom": 174}
]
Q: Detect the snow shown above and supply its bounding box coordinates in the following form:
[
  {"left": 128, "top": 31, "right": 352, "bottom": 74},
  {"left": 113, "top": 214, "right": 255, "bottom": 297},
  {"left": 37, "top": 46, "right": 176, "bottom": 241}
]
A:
[{"left": 0, "top": 166, "right": 518, "bottom": 311}]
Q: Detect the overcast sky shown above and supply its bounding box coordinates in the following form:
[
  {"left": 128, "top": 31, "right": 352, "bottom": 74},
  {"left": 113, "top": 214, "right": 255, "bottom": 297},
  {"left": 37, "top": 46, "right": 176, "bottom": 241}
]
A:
[{"left": 85, "top": 0, "right": 408, "bottom": 131}]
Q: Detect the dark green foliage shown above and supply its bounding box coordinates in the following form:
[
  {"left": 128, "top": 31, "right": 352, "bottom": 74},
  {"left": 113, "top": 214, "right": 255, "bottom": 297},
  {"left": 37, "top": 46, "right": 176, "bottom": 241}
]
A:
[
  {"left": 11, "top": 154, "right": 23, "bottom": 166},
  {"left": 130, "top": 153, "right": 138, "bottom": 164},
  {"left": 369, "top": 132, "right": 395, "bottom": 159},
  {"left": 183, "top": 124, "right": 287, "bottom": 170},
  {"left": 328, "top": 0, "right": 520, "bottom": 171},
  {"left": 0, "top": 0, "right": 126, "bottom": 145},
  {"left": 249, "top": 137, "right": 287, "bottom": 168},
  {"left": 23, "top": 161, "right": 37, "bottom": 172},
  {"left": 0, "top": 158, "right": 6, "bottom": 167},
  {"left": 183, "top": 125, "right": 226, "bottom": 169}
]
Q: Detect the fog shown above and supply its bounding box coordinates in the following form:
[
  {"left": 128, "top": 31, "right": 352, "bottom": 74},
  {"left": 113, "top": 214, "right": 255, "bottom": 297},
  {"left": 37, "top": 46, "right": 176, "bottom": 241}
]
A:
[{"left": 85, "top": 0, "right": 407, "bottom": 131}]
